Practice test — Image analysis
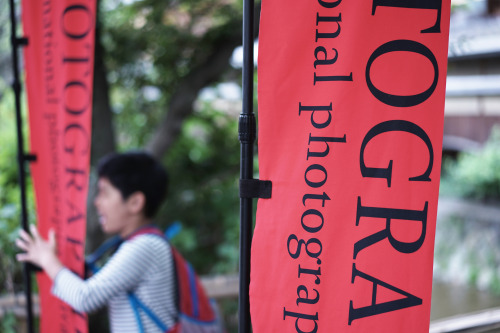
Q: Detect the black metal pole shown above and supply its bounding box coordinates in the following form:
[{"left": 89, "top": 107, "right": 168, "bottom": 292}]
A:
[
  {"left": 238, "top": 0, "right": 255, "bottom": 329},
  {"left": 9, "top": 1, "right": 35, "bottom": 332}
]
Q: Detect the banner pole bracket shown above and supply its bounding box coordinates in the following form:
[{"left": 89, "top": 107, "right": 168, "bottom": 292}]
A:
[
  {"left": 13, "top": 36, "right": 29, "bottom": 47},
  {"left": 24, "top": 153, "right": 37, "bottom": 163},
  {"left": 240, "top": 179, "right": 272, "bottom": 199},
  {"left": 27, "top": 263, "right": 42, "bottom": 273}
]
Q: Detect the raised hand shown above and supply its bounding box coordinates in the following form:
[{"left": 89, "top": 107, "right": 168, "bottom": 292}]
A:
[{"left": 16, "top": 225, "right": 64, "bottom": 279}]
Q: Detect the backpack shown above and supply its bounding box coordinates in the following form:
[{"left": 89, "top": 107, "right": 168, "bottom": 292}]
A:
[{"left": 85, "top": 225, "right": 224, "bottom": 333}]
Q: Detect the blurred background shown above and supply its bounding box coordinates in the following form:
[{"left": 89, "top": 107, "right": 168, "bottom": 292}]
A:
[{"left": 0, "top": 0, "right": 499, "bottom": 332}]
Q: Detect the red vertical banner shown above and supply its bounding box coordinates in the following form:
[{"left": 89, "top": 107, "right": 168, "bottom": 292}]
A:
[
  {"left": 251, "top": 0, "right": 450, "bottom": 332},
  {"left": 22, "top": 1, "right": 95, "bottom": 332}
]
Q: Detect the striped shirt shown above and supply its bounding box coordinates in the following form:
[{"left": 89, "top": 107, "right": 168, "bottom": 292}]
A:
[{"left": 52, "top": 234, "right": 177, "bottom": 333}]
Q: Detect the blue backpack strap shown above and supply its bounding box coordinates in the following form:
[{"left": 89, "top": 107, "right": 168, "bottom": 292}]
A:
[
  {"left": 165, "top": 221, "right": 182, "bottom": 240},
  {"left": 185, "top": 261, "right": 200, "bottom": 318},
  {"left": 85, "top": 235, "right": 122, "bottom": 274},
  {"left": 128, "top": 292, "right": 169, "bottom": 332},
  {"left": 128, "top": 294, "right": 146, "bottom": 333}
]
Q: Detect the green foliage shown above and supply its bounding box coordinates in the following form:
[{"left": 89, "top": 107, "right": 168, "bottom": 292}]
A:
[
  {"left": 218, "top": 298, "right": 238, "bottom": 333},
  {"left": 99, "top": 0, "right": 243, "bottom": 147},
  {"left": 490, "top": 274, "right": 500, "bottom": 295},
  {"left": 0, "top": 90, "right": 28, "bottom": 296},
  {"left": 441, "top": 127, "right": 500, "bottom": 201},
  {"left": 159, "top": 99, "right": 241, "bottom": 275},
  {"left": 1, "top": 311, "right": 18, "bottom": 333}
]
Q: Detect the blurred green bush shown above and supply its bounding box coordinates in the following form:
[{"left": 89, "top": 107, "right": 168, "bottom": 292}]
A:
[{"left": 441, "top": 127, "right": 500, "bottom": 202}]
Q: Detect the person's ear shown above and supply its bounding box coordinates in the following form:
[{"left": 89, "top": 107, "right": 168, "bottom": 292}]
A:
[{"left": 127, "top": 192, "right": 146, "bottom": 215}]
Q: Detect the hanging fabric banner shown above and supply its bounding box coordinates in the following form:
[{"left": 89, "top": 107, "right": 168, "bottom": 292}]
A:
[
  {"left": 251, "top": 0, "right": 450, "bottom": 332},
  {"left": 22, "top": 1, "right": 96, "bottom": 332}
]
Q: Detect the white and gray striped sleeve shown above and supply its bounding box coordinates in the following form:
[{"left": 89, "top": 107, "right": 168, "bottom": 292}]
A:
[{"left": 52, "top": 236, "right": 167, "bottom": 313}]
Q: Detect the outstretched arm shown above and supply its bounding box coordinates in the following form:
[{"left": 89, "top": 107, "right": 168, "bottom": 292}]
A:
[{"left": 16, "top": 225, "right": 64, "bottom": 279}]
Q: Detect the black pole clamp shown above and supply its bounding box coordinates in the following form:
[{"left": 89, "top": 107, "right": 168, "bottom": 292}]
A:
[
  {"left": 24, "top": 154, "right": 37, "bottom": 162},
  {"left": 239, "top": 179, "right": 272, "bottom": 199},
  {"left": 13, "top": 36, "right": 29, "bottom": 47},
  {"left": 18, "top": 153, "right": 37, "bottom": 164},
  {"left": 27, "top": 263, "right": 42, "bottom": 273}
]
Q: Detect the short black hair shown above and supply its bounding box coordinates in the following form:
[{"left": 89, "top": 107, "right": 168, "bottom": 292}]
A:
[{"left": 97, "top": 151, "right": 168, "bottom": 218}]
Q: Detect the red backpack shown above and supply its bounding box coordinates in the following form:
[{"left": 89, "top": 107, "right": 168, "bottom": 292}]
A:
[{"left": 86, "top": 226, "right": 224, "bottom": 333}]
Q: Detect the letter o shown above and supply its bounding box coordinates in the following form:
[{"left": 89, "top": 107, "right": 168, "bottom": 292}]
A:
[
  {"left": 301, "top": 209, "right": 324, "bottom": 233},
  {"left": 304, "top": 164, "right": 327, "bottom": 188},
  {"left": 365, "top": 39, "right": 439, "bottom": 107},
  {"left": 62, "top": 5, "right": 93, "bottom": 39}
]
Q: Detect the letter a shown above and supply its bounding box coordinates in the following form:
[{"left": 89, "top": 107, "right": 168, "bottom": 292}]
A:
[{"left": 348, "top": 263, "right": 422, "bottom": 324}]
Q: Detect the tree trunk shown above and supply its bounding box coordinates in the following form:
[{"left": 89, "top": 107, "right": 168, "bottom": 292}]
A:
[
  {"left": 146, "top": 4, "right": 261, "bottom": 159},
  {"left": 146, "top": 42, "right": 239, "bottom": 158},
  {"left": 87, "top": 20, "right": 116, "bottom": 253}
]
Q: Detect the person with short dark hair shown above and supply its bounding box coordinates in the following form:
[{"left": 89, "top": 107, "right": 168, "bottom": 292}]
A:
[
  {"left": 96, "top": 151, "right": 168, "bottom": 219},
  {"left": 16, "top": 151, "right": 177, "bottom": 333}
]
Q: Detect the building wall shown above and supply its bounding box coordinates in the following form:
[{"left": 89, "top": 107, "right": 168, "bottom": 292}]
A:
[
  {"left": 444, "top": 95, "right": 500, "bottom": 144},
  {"left": 444, "top": 47, "right": 500, "bottom": 146}
]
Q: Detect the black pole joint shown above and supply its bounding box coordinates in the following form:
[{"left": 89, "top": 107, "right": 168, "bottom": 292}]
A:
[
  {"left": 11, "top": 81, "right": 21, "bottom": 94},
  {"left": 238, "top": 113, "right": 256, "bottom": 145}
]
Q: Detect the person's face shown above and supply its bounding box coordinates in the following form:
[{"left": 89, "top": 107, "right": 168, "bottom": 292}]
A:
[{"left": 94, "top": 178, "right": 130, "bottom": 235}]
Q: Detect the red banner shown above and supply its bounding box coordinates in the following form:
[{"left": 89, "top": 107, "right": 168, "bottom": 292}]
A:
[
  {"left": 251, "top": 0, "right": 450, "bottom": 332},
  {"left": 22, "top": 1, "right": 95, "bottom": 332}
]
